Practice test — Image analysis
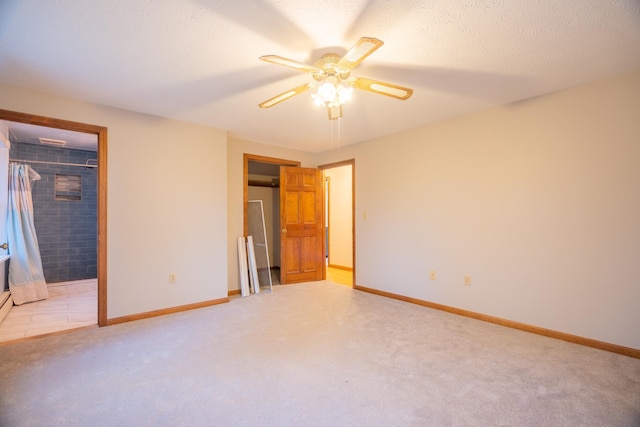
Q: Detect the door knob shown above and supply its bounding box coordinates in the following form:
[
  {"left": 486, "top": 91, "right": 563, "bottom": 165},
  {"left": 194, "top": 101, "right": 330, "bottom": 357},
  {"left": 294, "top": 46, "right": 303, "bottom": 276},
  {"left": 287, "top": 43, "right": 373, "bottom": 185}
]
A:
[
  {"left": 0, "top": 243, "right": 7, "bottom": 250},
  {"left": 281, "top": 228, "right": 287, "bottom": 233}
]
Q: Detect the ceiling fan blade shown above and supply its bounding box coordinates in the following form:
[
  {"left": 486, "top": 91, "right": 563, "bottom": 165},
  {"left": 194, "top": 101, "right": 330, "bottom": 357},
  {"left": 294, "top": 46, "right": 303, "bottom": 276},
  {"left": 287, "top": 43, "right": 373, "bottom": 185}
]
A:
[
  {"left": 259, "top": 55, "right": 323, "bottom": 75},
  {"left": 353, "top": 77, "right": 413, "bottom": 100},
  {"left": 258, "top": 83, "right": 312, "bottom": 108},
  {"left": 336, "top": 37, "right": 384, "bottom": 72}
]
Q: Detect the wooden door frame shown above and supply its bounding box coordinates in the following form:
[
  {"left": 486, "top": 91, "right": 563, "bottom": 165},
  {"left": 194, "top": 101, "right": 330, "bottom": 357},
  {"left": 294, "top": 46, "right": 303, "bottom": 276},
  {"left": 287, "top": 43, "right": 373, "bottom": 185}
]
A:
[
  {"left": 0, "top": 109, "right": 108, "bottom": 326},
  {"left": 243, "top": 153, "right": 299, "bottom": 237},
  {"left": 318, "top": 159, "right": 356, "bottom": 287}
]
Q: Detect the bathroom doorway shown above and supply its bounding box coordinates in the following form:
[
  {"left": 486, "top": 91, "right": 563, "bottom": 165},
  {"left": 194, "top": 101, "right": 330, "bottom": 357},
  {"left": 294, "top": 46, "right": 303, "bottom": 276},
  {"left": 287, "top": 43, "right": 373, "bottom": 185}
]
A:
[{"left": 0, "top": 109, "right": 107, "bottom": 335}]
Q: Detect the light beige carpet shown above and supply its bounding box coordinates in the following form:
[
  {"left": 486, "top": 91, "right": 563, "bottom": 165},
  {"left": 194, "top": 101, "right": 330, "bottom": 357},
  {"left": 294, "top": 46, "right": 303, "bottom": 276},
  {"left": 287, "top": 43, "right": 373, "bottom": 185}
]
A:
[{"left": 0, "top": 281, "right": 638, "bottom": 426}]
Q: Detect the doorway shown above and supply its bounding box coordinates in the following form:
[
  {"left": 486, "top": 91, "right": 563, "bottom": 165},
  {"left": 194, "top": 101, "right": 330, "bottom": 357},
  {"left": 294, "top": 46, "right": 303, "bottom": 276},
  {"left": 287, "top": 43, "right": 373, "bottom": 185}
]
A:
[
  {"left": 319, "top": 160, "right": 355, "bottom": 287},
  {"left": 0, "top": 109, "right": 108, "bottom": 329},
  {"left": 243, "top": 154, "right": 355, "bottom": 287},
  {"left": 243, "top": 154, "right": 299, "bottom": 285}
]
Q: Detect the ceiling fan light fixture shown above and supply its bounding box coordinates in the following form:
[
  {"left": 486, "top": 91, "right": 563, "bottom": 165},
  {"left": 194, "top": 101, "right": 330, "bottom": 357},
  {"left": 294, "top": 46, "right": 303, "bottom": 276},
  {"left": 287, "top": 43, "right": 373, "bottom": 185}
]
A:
[
  {"left": 258, "top": 36, "right": 412, "bottom": 120},
  {"left": 317, "top": 79, "right": 337, "bottom": 103},
  {"left": 312, "top": 76, "right": 353, "bottom": 110},
  {"left": 336, "top": 83, "right": 353, "bottom": 103},
  {"left": 328, "top": 105, "right": 342, "bottom": 120}
]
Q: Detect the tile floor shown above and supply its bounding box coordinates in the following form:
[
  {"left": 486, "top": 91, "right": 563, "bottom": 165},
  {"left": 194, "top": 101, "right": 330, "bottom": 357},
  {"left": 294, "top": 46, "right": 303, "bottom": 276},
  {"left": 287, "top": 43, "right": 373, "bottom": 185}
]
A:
[{"left": 0, "top": 279, "right": 97, "bottom": 343}]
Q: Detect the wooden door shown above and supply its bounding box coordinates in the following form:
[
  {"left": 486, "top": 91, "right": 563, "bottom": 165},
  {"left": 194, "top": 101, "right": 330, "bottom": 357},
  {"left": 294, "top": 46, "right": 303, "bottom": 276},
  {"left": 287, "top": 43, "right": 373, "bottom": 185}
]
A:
[{"left": 279, "top": 166, "right": 324, "bottom": 284}]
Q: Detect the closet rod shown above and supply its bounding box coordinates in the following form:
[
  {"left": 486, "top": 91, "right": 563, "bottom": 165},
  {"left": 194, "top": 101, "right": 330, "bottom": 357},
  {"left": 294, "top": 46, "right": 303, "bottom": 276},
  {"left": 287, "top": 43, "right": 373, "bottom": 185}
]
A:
[{"left": 9, "top": 159, "right": 97, "bottom": 168}]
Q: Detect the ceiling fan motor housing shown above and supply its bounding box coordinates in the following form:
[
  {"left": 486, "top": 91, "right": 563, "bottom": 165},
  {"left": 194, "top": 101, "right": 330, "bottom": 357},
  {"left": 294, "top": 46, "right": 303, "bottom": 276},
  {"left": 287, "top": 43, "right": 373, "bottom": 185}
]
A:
[{"left": 313, "top": 53, "right": 351, "bottom": 81}]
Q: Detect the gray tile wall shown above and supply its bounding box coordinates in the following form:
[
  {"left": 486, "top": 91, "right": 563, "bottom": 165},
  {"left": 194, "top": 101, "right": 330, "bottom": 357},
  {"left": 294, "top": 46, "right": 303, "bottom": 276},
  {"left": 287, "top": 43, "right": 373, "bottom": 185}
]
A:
[{"left": 10, "top": 142, "right": 97, "bottom": 283}]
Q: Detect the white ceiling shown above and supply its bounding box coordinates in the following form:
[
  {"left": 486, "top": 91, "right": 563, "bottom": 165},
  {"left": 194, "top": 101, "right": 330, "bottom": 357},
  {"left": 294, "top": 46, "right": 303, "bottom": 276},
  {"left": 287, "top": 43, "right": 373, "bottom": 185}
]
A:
[
  {"left": 5, "top": 121, "right": 97, "bottom": 152},
  {"left": 1, "top": 0, "right": 639, "bottom": 153}
]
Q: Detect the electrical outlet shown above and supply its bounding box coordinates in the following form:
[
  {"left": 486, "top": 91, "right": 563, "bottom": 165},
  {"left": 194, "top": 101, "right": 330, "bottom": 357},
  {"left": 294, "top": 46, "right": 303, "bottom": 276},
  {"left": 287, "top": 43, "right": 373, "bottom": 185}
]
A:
[
  {"left": 169, "top": 273, "right": 176, "bottom": 284},
  {"left": 430, "top": 270, "right": 437, "bottom": 281},
  {"left": 464, "top": 275, "right": 471, "bottom": 286}
]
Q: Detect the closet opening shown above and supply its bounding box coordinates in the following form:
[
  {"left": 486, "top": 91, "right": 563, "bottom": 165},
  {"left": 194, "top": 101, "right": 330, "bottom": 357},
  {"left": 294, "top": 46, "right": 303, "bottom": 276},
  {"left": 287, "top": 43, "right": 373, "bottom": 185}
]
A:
[{"left": 243, "top": 154, "right": 299, "bottom": 287}]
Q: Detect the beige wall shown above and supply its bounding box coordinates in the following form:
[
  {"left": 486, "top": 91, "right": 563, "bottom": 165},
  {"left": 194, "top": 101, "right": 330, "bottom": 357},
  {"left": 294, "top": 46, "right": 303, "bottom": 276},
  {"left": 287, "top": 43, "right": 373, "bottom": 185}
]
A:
[
  {"left": 316, "top": 70, "right": 640, "bottom": 349},
  {"left": 2, "top": 68, "right": 638, "bottom": 350},
  {"left": 324, "top": 165, "right": 353, "bottom": 268},
  {"left": 0, "top": 84, "right": 228, "bottom": 318}
]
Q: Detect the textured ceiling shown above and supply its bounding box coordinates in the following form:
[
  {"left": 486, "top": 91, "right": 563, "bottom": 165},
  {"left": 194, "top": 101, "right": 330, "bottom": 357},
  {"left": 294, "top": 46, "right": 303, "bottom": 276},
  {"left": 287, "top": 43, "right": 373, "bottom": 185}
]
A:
[{"left": 1, "top": 0, "right": 639, "bottom": 153}]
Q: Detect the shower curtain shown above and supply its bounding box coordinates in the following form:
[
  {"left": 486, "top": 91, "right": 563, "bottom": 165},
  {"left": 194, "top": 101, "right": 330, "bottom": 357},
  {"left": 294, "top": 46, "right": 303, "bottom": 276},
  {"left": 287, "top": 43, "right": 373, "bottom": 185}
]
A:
[{"left": 6, "top": 162, "right": 48, "bottom": 305}]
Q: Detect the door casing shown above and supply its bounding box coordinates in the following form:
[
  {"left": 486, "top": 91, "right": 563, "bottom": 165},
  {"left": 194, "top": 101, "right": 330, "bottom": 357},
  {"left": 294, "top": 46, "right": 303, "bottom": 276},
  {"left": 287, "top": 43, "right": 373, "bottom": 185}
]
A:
[
  {"left": 242, "top": 154, "right": 355, "bottom": 287},
  {"left": 319, "top": 159, "right": 356, "bottom": 287},
  {"left": 243, "top": 154, "right": 299, "bottom": 238},
  {"left": 0, "top": 109, "right": 108, "bottom": 326}
]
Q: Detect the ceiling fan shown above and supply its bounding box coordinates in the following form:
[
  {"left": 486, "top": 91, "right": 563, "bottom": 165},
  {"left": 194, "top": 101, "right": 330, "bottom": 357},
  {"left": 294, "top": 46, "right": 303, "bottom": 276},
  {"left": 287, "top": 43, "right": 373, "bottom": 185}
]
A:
[{"left": 258, "top": 37, "right": 413, "bottom": 120}]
